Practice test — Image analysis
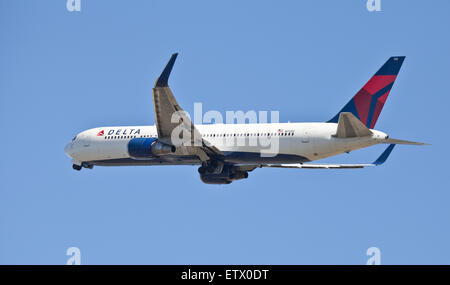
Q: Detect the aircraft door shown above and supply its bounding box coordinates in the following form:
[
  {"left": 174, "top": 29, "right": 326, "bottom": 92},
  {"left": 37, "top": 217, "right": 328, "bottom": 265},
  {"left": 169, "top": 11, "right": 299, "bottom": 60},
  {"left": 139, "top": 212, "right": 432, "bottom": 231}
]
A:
[{"left": 301, "top": 130, "right": 309, "bottom": 143}]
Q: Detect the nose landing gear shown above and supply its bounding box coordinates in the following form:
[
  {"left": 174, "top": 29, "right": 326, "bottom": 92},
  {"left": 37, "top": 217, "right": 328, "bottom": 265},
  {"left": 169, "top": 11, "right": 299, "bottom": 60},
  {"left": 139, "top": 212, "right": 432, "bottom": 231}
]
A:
[
  {"left": 72, "top": 162, "right": 93, "bottom": 171},
  {"left": 72, "top": 164, "right": 82, "bottom": 171}
]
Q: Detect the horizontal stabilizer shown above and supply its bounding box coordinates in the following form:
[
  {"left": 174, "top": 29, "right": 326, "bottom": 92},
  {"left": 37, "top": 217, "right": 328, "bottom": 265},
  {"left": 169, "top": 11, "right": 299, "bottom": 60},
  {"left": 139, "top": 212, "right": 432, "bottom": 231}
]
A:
[
  {"left": 334, "top": 112, "right": 372, "bottom": 138},
  {"left": 384, "top": 138, "right": 429, "bottom": 145},
  {"left": 373, "top": 144, "right": 395, "bottom": 165}
]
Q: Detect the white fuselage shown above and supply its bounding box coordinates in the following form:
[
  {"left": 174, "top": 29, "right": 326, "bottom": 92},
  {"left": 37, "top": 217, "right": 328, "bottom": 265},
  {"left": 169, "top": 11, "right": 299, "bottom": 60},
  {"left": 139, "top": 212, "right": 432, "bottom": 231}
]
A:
[{"left": 64, "top": 122, "right": 388, "bottom": 166}]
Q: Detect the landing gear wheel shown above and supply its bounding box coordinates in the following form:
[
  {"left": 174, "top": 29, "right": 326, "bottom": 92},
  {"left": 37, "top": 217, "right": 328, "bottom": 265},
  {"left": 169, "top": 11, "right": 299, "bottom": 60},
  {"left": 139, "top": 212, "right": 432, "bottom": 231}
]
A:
[
  {"left": 198, "top": 166, "right": 206, "bottom": 174},
  {"left": 206, "top": 166, "right": 215, "bottom": 173},
  {"left": 206, "top": 160, "right": 219, "bottom": 174},
  {"left": 72, "top": 164, "right": 82, "bottom": 171},
  {"left": 82, "top": 162, "right": 94, "bottom": 169}
]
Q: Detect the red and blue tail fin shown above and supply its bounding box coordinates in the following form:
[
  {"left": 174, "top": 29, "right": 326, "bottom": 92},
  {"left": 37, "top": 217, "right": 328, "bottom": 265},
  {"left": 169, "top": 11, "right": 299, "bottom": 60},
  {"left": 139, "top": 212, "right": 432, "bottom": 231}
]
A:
[{"left": 328, "top": 56, "right": 405, "bottom": 128}]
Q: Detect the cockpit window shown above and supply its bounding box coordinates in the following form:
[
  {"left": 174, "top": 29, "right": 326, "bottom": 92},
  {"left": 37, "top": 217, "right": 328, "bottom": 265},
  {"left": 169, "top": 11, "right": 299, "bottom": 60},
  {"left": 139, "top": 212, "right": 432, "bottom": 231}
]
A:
[{"left": 72, "top": 136, "right": 77, "bottom": 141}]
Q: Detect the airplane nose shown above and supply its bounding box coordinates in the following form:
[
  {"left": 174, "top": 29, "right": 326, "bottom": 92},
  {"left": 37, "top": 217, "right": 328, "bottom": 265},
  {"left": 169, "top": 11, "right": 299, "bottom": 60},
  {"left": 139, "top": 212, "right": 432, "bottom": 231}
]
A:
[{"left": 64, "top": 142, "right": 73, "bottom": 158}]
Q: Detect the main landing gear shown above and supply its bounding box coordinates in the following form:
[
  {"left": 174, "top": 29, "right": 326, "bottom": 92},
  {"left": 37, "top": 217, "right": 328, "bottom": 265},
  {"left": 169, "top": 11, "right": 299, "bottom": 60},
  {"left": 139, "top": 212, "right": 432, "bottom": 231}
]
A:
[{"left": 198, "top": 159, "right": 223, "bottom": 174}]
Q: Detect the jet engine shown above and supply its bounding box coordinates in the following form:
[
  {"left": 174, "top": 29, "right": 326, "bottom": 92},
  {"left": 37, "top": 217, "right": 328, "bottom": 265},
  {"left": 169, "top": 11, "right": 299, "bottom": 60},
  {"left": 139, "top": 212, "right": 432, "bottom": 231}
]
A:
[
  {"left": 198, "top": 164, "right": 249, "bottom": 184},
  {"left": 128, "top": 138, "right": 175, "bottom": 159}
]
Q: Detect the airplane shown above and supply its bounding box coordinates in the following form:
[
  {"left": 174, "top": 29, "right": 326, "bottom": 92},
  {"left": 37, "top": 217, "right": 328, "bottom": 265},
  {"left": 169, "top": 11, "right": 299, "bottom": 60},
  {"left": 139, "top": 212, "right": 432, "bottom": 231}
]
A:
[{"left": 64, "top": 54, "right": 427, "bottom": 184}]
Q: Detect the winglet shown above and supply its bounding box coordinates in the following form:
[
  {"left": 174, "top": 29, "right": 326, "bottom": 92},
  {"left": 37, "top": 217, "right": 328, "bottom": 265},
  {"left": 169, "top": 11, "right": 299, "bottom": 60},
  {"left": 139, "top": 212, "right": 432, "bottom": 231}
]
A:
[
  {"left": 155, "top": 53, "right": 178, "bottom": 87},
  {"left": 373, "top": 144, "right": 395, "bottom": 165}
]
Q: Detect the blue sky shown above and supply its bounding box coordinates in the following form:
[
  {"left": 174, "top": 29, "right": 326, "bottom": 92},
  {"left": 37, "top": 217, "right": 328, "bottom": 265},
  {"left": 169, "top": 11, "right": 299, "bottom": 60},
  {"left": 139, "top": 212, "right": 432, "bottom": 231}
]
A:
[{"left": 1, "top": 0, "right": 449, "bottom": 264}]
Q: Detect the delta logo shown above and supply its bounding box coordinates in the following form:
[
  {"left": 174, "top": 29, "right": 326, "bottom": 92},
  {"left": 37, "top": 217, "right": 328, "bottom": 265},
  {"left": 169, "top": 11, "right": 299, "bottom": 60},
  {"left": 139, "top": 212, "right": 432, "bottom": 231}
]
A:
[{"left": 97, "top": 129, "right": 142, "bottom": 136}]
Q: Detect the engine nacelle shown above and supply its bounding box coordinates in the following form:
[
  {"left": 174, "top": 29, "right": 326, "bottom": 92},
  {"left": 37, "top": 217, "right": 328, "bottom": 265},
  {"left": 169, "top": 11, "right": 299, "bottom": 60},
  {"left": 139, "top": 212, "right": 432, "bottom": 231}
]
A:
[
  {"left": 199, "top": 165, "right": 249, "bottom": 184},
  {"left": 128, "top": 138, "right": 175, "bottom": 159},
  {"left": 150, "top": 140, "right": 176, "bottom": 156}
]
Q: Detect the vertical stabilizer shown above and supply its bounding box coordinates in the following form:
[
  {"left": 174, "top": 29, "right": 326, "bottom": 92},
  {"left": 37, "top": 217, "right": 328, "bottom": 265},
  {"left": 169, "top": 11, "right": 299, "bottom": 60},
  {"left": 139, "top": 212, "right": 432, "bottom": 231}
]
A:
[{"left": 329, "top": 57, "right": 405, "bottom": 128}]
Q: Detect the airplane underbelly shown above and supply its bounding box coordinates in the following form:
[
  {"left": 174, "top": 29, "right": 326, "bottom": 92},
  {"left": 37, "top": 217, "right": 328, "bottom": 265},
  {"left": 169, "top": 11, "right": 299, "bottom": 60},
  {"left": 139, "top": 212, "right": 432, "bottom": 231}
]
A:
[{"left": 217, "top": 138, "right": 311, "bottom": 163}]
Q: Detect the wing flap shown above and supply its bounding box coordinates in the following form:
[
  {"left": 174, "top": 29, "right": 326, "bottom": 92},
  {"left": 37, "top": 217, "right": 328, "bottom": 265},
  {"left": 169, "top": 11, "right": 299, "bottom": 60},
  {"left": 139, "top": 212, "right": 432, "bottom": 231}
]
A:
[
  {"left": 264, "top": 163, "right": 369, "bottom": 169},
  {"left": 152, "top": 86, "right": 185, "bottom": 144}
]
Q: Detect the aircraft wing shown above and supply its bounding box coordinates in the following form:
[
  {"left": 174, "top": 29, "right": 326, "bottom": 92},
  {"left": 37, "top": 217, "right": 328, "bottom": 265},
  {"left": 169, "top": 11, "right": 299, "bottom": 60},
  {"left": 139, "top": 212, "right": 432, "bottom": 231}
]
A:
[
  {"left": 236, "top": 144, "right": 396, "bottom": 171},
  {"left": 152, "top": 53, "right": 222, "bottom": 161}
]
